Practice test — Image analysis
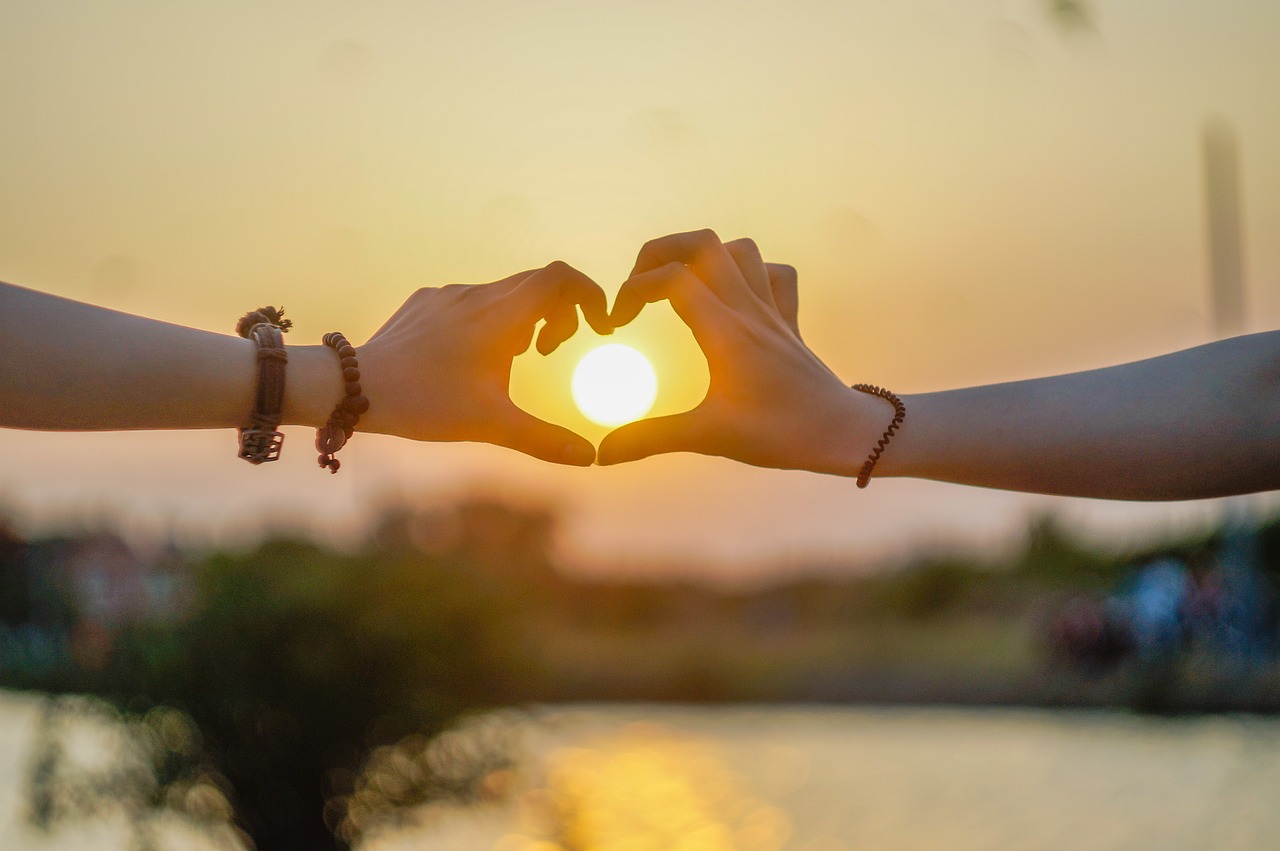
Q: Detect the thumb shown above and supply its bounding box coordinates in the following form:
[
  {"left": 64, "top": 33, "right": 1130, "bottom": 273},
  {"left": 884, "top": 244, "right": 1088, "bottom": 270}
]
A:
[
  {"left": 596, "top": 410, "right": 709, "bottom": 466},
  {"left": 490, "top": 405, "right": 597, "bottom": 467}
]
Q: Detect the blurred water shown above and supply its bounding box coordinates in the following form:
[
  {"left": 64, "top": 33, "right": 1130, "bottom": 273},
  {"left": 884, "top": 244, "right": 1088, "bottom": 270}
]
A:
[
  {"left": 4, "top": 694, "right": 1280, "bottom": 850},
  {"left": 364, "top": 705, "right": 1280, "bottom": 851}
]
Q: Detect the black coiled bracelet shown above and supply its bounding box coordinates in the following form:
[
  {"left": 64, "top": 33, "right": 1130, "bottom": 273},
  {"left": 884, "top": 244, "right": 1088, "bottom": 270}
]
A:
[{"left": 851, "top": 384, "right": 906, "bottom": 489}]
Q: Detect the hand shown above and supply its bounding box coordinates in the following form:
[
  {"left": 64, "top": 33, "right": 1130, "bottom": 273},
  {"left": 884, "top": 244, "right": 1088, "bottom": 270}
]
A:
[
  {"left": 597, "top": 230, "right": 888, "bottom": 474},
  {"left": 356, "top": 261, "right": 611, "bottom": 465}
]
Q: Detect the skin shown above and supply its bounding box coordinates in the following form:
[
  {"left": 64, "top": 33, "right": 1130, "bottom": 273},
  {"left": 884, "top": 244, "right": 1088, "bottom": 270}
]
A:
[
  {"left": 0, "top": 261, "right": 610, "bottom": 466},
  {"left": 598, "top": 229, "right": 1280, "bottom": 500}
]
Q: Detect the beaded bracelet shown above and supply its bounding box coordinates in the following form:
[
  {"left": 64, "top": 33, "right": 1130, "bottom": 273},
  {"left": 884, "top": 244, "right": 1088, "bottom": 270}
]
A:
[
  {"left": 316, "top": 332, "right": 370, "bottom": 473},
  {"left": 235, "top": 306, "right": 292, "bottom": 464},
  {"left": 851, "top": 384, "right": 906, "bottom": 489}
]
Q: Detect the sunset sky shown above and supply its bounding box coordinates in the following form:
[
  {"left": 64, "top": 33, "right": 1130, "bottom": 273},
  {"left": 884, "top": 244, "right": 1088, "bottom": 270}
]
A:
[{"left": 2, "top": 1, "right": 1277, "bottom": 579}]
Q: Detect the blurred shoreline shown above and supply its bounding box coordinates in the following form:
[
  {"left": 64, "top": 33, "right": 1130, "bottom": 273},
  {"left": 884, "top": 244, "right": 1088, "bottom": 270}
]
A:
[{"left": 4, "top": 499, "right": 1280, "bottom": 714}]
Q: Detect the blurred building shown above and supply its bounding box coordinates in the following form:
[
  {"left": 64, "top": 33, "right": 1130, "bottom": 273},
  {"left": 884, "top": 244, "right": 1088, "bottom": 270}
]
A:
[{"left": 0, "top": 527, "right": 194, "bottom": 674}]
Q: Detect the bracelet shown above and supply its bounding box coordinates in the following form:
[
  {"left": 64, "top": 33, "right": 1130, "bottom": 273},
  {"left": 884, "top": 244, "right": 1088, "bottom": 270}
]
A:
[
  {"left": 851, "top": 383, "right": 906, "bottom": 489},
  {"left": 315, "top": 331, "right": 370, "bottom": 474},
  {"left": 235, "top": 306, "right": 292, "bottom": 464}
]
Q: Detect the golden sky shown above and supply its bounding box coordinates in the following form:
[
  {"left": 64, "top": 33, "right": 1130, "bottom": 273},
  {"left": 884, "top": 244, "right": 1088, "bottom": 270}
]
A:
[{"left": 2, "top": 1, "right": 1278, "bottom": 577}]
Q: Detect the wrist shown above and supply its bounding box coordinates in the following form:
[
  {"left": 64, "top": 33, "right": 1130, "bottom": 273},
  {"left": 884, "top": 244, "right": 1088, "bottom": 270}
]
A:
[
  {"left": 803, "top": 388, "right": 882, "bottom": 477},
  {"left": 345, "top": 338, "right": 393, "bottom": 436},
  {"left": 811, "top": 387, "right": 914, "bottom": 480},
  {"left": 282, "top": 345, "right": 344, "bottom": 428}
]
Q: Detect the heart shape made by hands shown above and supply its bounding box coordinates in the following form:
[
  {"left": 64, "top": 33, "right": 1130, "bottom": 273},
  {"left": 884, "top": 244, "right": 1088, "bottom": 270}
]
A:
[{"left": 509, "top": 300, "right": 708, "bottom": 445}]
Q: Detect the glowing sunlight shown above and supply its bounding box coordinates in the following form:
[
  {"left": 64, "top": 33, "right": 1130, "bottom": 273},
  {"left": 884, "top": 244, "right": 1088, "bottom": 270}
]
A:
[{"left": 571, "top": 344, "right": 659, "bottom": 427}]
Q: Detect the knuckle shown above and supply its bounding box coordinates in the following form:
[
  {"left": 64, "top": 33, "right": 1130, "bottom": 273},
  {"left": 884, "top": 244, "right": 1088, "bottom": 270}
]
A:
[
  {"left": 448, "top": 283, "right": 491, "bottom": 309},
  {"left": 666, "top": 268, "right": 705, "bottom": 302},
  {"left": 440, "top": 283, "right": 474, "bottom": 301},
  {"left": 770, "top": 263, "right": 798, "bottom": 284},
  {"left": 544, "top": 259, "right": 572, "bottom": 275},
  {"left": 690, "top": 228, "right": 721, "bottom": 250},
  {"left": 658, "top": 261, "right": 693, "bottom": 288},
  {"left": 667, "top": 261, "right": 696, "bottom": 284},
  {"left": 408, "top": 286, "right": 444, "bottom": 308},
  {"left": 730, "top": 237, "right": 760, "bottom": 255}
]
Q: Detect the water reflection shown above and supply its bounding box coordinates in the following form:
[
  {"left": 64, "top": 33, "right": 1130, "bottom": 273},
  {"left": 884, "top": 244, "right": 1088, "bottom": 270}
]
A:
[
  {"left": 23, "top": 695, "right": 245, "bottom": 849},
  {"left": 351, "top": 715, "right": 794, "bottom": 851},
  {"left": 340, "top": 712, "right": 523, "bottom": 846},
  {"left": 358, "top": 705, "right": 1280, "bottom": 851},
  {"left": 530, "top": 724, "right": 791, "bottom": 851}
]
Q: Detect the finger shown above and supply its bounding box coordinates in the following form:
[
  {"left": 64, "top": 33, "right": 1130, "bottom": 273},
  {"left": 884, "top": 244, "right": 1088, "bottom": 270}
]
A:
[
  {"left": 491, "top": 403, "right": 597, "bottom": 466},
  {"left": 535, "top": 300, "right": 579, "bottom": 355},
  {"left": 722, "top": 238, "right": 775, "bottom": 305},
  {"left": 629, "top": 229, "right": 755, "bottom": 308},
  {"left": 766, "top": 263, "right": 801, "bottom": 338},
  {"left": 596, "top": 410, "right": 710, "bottom": 466},
  {"left": 609, "top": 262, "right": 727, "bottom": 341},
  {"left": 506, "top": 260, "right": 612, "bottom": 336}
]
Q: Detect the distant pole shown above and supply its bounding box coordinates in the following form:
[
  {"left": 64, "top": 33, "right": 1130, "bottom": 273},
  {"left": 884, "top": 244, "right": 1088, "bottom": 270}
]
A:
[
  {"left": 1202, "top": 119, "right": 1256, "bottom": 528},
  {"left": 1201, "top": 117, "right": 1246, "bottom": 338}
]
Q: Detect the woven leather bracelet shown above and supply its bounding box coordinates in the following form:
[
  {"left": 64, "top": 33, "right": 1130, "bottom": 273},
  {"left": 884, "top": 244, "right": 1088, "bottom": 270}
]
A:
[
  {"left": 851, "top": 383, "right": 906, "bottom": 488},
  {"left": 235, "top": 306, "right": 292, "bottom": 464}
]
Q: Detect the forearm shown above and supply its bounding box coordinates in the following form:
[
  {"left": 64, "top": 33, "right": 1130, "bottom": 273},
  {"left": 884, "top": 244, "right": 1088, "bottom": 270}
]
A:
[
  {"left": 859, "top": 332, "right": 1280, "bottom": 500},
  {"left": 0, "top": 282, "right": 340, "bottom": 431}
]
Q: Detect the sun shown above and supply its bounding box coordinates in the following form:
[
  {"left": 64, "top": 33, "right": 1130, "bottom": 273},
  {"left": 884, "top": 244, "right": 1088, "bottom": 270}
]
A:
[{"left": 572, "top": 344, "right": 658, "bottom": 427}]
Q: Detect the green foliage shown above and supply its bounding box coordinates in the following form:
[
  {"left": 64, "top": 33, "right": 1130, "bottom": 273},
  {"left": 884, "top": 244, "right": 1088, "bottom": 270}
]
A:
[
  {"left": 868, "top": 560, "right": 980, "bottom": 618},
  {"left": 1011, "top": 516, "right": 1125, "bottom": 590}
]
